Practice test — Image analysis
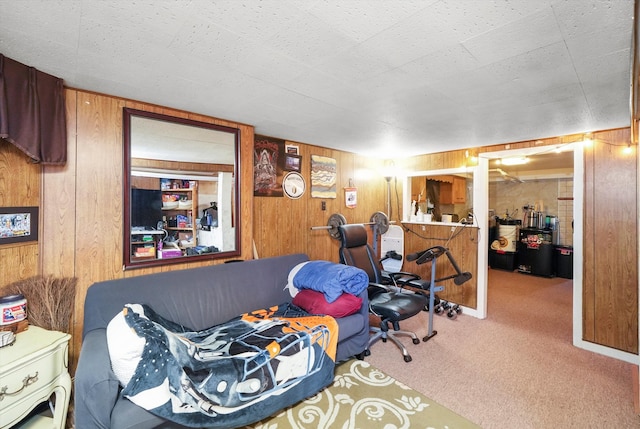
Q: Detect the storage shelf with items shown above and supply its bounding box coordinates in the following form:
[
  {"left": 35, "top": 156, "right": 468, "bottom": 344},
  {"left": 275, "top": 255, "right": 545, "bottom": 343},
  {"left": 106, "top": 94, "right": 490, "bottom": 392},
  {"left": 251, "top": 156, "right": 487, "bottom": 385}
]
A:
[
  {"left": 132, "top": 240, "right": 156, "bottom": 260},
  {"left": 130, "top": 231, "right": 164, "bottom": 261},
  {"left": 161, "top": 179, "right": 198, "bottom": 250}
]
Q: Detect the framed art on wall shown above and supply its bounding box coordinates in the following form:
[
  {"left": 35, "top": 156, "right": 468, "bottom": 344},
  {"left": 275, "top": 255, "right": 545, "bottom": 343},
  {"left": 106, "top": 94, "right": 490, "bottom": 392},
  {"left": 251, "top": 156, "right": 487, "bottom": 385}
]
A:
[
  {"left": 284, "top": 154, "right": 302, "bottom": 172},
  {"left": 254, "top": 135, "right": 285, "bottom": 197},
  {"left": 285, "top": 144, "right": 299, "bottom": 155},
  {"left": 310, "top": 155, "right": 337, "bottom": 198},
  {"left": 0, "top": 207, "right": 38, "bottom": 245}
]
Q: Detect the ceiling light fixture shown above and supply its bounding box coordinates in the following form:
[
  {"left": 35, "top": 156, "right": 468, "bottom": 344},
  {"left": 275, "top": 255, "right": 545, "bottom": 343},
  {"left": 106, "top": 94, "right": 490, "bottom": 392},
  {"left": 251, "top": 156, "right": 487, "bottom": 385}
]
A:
[{"left": 500, "top": 156, "right": 529, "bottom": 166}]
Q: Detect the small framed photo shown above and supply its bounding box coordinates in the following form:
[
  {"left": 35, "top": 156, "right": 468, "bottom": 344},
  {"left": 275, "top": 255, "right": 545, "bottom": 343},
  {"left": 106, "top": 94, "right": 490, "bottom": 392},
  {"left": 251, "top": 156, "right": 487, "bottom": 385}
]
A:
[
  {"left": 284, "top": 154, "right": 302, "bottom": 172},
  {"left": 285, "top": 144, "right": 299, "bottom": 155},
  {"left": 0, "top": 207, "right": 39, "bottom": 245}
]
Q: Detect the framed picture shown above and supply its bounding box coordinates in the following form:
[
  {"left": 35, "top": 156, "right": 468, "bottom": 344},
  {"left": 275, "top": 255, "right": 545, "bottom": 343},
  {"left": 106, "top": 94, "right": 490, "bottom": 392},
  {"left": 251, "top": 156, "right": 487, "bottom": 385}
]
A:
[
  {"left": 0, "top": 207, "right": 39, "bottom": 245},
  {"left": 254, "top": 135, "right": 285, "bottom": 197},
  {"left": 285, "top": 144, "right": 299, "bottom": 155},
  {"left": 344, "top": 187, "right": 357, "bottom": 208},
  {"left": 311, "top": 155, "right": 337, "bottom": 198},
  {"left": 284, "top": 154, "right": 302, "bottom": 172}
]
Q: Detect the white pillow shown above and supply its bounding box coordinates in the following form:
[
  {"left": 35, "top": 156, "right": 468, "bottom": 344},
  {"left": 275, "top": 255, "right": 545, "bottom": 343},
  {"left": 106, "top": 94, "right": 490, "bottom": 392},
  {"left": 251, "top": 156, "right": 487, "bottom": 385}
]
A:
[
  {"left": 285, "top": 261, "right": 310, "bottom": 297},
  {"left": 106, "top": 304, "right": 146, "bottom": 387}
]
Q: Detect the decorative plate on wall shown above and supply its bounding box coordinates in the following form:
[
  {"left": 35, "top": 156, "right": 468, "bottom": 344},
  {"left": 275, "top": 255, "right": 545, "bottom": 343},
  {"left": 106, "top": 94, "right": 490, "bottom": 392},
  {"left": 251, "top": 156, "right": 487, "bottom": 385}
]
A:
[{"left": 282, "top": 172, "right": 306, "bottom": 199}]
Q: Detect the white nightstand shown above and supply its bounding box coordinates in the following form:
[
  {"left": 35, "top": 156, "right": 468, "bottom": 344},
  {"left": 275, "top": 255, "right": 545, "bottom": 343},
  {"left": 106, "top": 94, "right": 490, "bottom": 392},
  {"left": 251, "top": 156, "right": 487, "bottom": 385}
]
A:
[{"left": 0, "top": 326, "right": 71, "bottom": 429}]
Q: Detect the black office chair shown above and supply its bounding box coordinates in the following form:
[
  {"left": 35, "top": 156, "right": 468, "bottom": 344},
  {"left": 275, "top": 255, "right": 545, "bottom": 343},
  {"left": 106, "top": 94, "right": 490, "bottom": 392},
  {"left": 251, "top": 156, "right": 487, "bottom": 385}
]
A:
[{"left": 338, "top": 224, "right": 426, "bottom": 362}]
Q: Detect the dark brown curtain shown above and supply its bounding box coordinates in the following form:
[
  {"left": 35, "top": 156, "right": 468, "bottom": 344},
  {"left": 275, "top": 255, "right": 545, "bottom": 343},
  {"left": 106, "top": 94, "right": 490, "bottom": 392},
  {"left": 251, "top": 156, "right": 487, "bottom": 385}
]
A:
[{"left": 0, "top": 54, "right": 67, "bottom": 164}]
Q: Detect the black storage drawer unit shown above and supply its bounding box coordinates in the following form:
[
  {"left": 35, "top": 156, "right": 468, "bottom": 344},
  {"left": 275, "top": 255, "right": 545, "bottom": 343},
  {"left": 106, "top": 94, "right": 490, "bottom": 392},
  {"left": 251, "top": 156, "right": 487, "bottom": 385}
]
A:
[
  {"left": 554, "top": 245, "right": 574, "bottom": 279},
  {"left": 489, "top": 249, "right": 517, "bottom": 271}
]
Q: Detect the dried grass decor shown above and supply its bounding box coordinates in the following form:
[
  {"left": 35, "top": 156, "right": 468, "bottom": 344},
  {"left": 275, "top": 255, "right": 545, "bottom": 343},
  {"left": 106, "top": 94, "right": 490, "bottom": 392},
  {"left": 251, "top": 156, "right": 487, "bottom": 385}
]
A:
[{"left": 1, "top": 276, "right": 77, "bottom": 334}]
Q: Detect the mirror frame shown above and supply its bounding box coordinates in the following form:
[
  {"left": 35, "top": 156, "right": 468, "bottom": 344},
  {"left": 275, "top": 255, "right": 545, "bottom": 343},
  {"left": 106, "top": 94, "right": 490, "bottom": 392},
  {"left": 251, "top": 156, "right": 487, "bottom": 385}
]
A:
[{"left": 123, "top": 107, "right": 241, "bottom": 269}]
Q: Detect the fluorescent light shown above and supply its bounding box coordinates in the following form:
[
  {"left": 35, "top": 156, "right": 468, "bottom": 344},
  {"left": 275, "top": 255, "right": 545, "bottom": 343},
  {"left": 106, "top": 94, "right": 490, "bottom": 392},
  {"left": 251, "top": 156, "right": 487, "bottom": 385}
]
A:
[
  {"left": 500, "top": 156, "right": 529, "bottom": 166},
  {"left": 131, "top": 167, "right": 219, "bottom": 181}
]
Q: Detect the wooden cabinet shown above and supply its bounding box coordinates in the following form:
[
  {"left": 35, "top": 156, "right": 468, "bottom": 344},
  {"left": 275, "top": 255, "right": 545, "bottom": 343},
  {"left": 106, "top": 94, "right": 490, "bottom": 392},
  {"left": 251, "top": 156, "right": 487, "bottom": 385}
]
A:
[
  {"left": 431, "top": 175, "right": 466, "bottom": 205},
  {"left": 162, "top": 186, "right": 198, "bottom": 249}
]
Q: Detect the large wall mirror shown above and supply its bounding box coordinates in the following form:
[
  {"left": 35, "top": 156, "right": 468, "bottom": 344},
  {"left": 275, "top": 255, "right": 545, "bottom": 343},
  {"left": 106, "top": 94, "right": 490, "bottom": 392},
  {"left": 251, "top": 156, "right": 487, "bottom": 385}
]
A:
[{"left": 123, "top": 108, "right": 240, "bottom": 269}]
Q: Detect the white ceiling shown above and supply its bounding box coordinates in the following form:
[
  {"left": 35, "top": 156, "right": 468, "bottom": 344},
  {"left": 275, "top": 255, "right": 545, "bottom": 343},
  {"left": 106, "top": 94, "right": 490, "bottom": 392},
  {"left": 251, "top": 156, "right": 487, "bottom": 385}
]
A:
[{"left": 0, "top": 0, "right": 634, "bottom": 159}]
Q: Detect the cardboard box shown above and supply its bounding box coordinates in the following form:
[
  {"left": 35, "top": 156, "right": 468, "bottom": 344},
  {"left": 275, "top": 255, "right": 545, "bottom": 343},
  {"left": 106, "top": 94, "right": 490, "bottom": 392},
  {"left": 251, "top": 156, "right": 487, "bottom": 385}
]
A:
[
  {"left": 158, "top": 249, "right": 182, "bottom": 259},
  {"left": 134, "top": 246, "right": 155, "bottom": 257}
]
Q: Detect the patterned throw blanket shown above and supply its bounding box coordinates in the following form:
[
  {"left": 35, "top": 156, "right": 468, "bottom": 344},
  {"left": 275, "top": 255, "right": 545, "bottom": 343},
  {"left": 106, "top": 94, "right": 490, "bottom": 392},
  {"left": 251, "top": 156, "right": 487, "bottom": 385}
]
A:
[{"left": 118, "top": 303, "right": 338, "bottom": 428}]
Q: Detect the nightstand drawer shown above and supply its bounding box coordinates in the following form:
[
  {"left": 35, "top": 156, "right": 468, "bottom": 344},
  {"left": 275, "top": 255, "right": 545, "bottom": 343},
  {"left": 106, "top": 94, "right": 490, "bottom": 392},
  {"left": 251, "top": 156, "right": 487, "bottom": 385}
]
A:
[
  {"left": 0, "top": 341, "right": 67, "bottom": 410},
  {"left": 0, "top": 327, "right": 71, "bottom": 429}
]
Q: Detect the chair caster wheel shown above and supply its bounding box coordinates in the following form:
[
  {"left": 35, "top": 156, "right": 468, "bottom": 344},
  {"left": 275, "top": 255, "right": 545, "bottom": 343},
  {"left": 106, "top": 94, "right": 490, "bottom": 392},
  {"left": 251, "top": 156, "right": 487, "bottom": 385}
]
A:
[
  {"left": 382, "top": 338, "right": 387, "bottom": 342},
  {"left": 447, "top": 310, "right": 457, "bottom": 319},
  {"left": 412, "top": 338, "right": 420, "bottom": 344},
  {"left": 435, "top": 305, "right": 444, "bottom": 315},
  {"left": 364, "top": 349, "right": 371, "bottom": 357},
  {"left": 454, "top": 305, "right": 462, "bottom": 314},
  {"left": 404, "top": 355, "right": 412, "bottom": 363}
]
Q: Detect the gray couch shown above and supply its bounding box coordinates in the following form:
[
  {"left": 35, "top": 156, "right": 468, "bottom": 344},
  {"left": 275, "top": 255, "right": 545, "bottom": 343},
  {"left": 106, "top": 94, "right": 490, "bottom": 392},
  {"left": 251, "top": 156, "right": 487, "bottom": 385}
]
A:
[{"left": 74, "top": 253, "right": 370, "bottom": 429}]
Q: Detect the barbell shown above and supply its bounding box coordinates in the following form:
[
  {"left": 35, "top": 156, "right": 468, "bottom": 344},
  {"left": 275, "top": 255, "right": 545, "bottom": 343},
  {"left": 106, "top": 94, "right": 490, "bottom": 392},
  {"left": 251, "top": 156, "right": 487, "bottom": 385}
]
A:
[{"left": 310, "top": 211, "right": 392, "bottom": 239}]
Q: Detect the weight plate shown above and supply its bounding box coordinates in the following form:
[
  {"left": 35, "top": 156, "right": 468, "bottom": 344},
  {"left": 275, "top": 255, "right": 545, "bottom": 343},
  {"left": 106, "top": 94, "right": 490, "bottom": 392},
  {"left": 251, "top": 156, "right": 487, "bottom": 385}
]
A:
[
  {"left": 327, "top": 213, "right": 347, "bottom": 240},
  {"left": 370, "top": 211, "right": 389, "bottom": 235}
]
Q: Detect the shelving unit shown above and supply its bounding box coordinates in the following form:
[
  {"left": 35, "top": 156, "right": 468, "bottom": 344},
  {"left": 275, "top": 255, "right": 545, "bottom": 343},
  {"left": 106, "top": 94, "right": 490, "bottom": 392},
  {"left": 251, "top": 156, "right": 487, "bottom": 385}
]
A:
[
  {"left": 130, "top": 230, "right": 165, "bottom": 261},
  {"left": 162, "top": 186, "right": 198, "bottom": 249}
]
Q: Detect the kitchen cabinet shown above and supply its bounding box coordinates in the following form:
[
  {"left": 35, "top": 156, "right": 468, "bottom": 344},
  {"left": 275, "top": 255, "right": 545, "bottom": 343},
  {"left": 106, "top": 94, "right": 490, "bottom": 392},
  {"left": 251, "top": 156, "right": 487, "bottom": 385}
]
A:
[{"left": 429, "top": 175, "right": 466, "bottom": 204}]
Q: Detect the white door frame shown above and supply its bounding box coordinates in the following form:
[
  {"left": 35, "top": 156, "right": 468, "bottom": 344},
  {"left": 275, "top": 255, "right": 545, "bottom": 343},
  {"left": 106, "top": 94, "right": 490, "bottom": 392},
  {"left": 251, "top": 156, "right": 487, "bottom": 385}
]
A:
[{"left": 478, "top": 145, "right": 637, "bottom": 364}]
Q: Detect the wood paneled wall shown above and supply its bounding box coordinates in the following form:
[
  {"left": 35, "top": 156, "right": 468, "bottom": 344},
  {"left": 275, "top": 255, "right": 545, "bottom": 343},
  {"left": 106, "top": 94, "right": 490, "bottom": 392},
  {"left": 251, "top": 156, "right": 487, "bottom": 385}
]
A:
[
  {"left": 0, "top": 140, "right": 40, "bottom": 284},
  {"left": 583, "top": 128, "right": 638, "bottom": 353},
  {"left": 252, "top": 142, "right": 387, "bottom": 261},
  {"left": 402, "top": 224, "right": 479, "bottom": 308},
  {"left": 1, "top": 84, "right": 637, "bottom": 365},
  {"left": 251, "top": 143, "right": 480, "bottom": 308},
  {"left": 37, "top": 89, "right": 255, "bottom": 365}
]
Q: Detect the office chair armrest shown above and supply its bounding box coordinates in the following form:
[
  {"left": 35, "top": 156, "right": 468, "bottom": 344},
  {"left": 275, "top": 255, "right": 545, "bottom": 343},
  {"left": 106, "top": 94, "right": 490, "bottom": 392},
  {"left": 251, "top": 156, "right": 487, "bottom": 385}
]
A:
[
  {"left": 369, "top": 281, "right": 393, "bottom": 292},
  {"left": 387, "top": 271, "right": 421, "bottom": 285},
  {"left": 369, "top": 282, "right": 414, "bottom": 294}
]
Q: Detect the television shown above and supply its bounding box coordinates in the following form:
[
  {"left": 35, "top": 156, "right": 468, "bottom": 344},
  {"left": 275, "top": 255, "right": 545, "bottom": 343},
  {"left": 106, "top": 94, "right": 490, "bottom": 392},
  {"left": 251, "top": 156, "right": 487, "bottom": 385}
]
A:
[{"left": 131, "top": 189, "right": 162, "bottom": 230}]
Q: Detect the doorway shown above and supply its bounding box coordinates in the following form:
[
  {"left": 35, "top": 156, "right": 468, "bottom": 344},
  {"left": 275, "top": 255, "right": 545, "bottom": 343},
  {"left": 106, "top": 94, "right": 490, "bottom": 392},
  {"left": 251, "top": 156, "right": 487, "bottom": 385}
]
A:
[{"left": 477, "top": 144, "right": 578, "bottom": 323}]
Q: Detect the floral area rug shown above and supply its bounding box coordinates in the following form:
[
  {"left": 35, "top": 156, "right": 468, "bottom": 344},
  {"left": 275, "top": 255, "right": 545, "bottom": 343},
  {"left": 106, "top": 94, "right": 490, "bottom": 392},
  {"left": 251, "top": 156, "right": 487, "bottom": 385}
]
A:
[{"left": 245, "top": 359, "right": 480, "bottom": 429}]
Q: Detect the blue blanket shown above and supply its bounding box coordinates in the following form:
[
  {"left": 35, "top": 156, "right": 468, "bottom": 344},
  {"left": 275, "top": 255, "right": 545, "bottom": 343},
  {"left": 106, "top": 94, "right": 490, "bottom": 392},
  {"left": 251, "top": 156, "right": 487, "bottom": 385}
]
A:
[{"left": 293, "top": 261, "right": 368, "bottom": 303}]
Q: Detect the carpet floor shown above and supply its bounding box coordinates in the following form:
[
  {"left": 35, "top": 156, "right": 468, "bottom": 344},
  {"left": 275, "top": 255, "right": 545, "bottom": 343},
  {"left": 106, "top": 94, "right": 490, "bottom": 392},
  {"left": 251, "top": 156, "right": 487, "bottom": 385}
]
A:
[
  {"left": 365, "top": 268, "right": 639, "bottom": 428},
  {"left": 246, "top": 358, "right": 479, "bottom": 429}
]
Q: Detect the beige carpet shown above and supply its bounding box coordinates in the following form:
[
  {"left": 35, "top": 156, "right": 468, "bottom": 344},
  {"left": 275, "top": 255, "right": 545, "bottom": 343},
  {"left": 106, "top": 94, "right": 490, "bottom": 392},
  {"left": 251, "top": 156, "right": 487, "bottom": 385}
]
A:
[
  {"left": 246, "top": 358, "right": 480, "bottom": 429},
  {"left": 365, "top": 269, "right": 640, "bottom": 428}
]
